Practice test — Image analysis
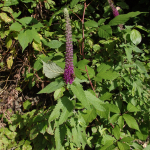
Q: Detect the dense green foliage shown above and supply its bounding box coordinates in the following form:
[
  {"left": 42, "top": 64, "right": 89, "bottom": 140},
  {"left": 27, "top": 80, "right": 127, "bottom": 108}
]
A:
[{"left": 0, "top": 0, "right": 150, "bottom": 149}]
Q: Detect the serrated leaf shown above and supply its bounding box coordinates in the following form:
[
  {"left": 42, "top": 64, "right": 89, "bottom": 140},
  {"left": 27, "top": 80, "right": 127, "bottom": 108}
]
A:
[
  {"left": 55, "top": 121, "right": 62, "bottom": 150},
  {"left": 38, "top": 78, "right": 65, "bottom": 94},
  {"left": 70, "top": 0, "right": 80, "bottom": 8},
  {"left": 23, "top": 100, "right": 31, "bottom": 110},
  {"left": 42, "top": 61, "right": 64, "bottom": 79},
  {"left": 106, "top": 104, "right": 120, "bottom": 113},
  {"left": 127, "top": 103, "right": 140, "bottom": 112},
  {"left": 125, "top": 47, "right": 132, "bottom": 62},
  {"left": 109, "top": 114, "right": 120, "bottom": 124},
  {"left": 48, "top": 100, "right": 63, "bottom": 123},
  {"left": 123, "top": 114, "right": 140, "bottom": 131},
  {"left": 113, "top": 125, "right": 120, "bottom": 140},
  {"left": 100, "top": 92, "right": 112, "bottom": 101},
  {"left": 98, "top": 18, "right": 106, "bottom": 26},
  {"left": 85, "top": 20, "right": 98, "bottom": 28},
  {"left": 30, "top": 128, "right": 39, "bottom": 140},
  {"left": 130, "top": 29, "right": 142, "bottom": 45},
  {"left": 81, "top": 108, "right": 97, "bottom": 124},
  {"left": 84, "top": 91, "right": 105, "bottom": 111},
  {"left": 118, "top": 116, "right": 124, "bottom": 129},
  {"left": 71, "top": 83, "right": 91, "bottom": 110},
  {"left": 59, "top": 96, "right": 74, "bottom": 125},
  {"left": 135, "top": 60, "right": 147, "bottom": 73},
  {"left": 54, "top": 87, "right": 65, "bottom": 100},
  {"left": 47, "top": 40, "right": 63, "bottom": 49},
  {"left": 98, "top": 25, "right": 111, "bottom": 39},
  {"left": 10, "top": 22, "right": 22, "bottom": 31},
  {"left": 117, "top": 142, "right": 130, "bottom": 150}
]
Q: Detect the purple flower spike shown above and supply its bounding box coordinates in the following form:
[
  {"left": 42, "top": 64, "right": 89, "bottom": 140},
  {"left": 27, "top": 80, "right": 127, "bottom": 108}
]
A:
[
  {"left": 64, "top": 8, "right": 74, "bottom": 84},
  {"left": 108, "top": 0, "right": 119, "bottom": 17}
]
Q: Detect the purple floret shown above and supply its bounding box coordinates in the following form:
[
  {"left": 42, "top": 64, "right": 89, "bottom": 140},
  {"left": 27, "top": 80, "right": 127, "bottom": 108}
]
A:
[{"left": 64, "top": 8, "right": 74, "bottom": 84}]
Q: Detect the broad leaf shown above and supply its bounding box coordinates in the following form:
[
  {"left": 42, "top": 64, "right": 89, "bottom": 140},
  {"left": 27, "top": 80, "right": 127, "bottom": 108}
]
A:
[
  {"left": 59, "top": 97, "right": 74, "bottom": 125},
  {"left": 117, "top": 142, "right": 130, "bottom": 150},
  {"left": 85, "top": 20, "right": 98, "bottom": 28},
  {"left": 127, "top": 103, "right": 140, "bottom": 112},
  {"left": 10, "top": 22, "right": 22, "bottom": 31},
  {"left": 123, "top": 114, "right": 140, "bottom": 131},
  {"left": 38, "top": 78, "right": 65, "bottom": 94},
  {"left": 42, "top": 61, "right": 64, "bottom": 79},
  {"left": 70, "top": 0, "right": 80, "bottom": 8},
  {"left": 109, "top": 11, "right": 142, "bottom": 26},
  {"left": 71, "top": 83, "right": 91, "bottom": 110},
  {"left": 84, "top": 91, "right": 106, "bottom": 111},
  {"left": 48, "top": 100, "right": 63, "bottom": 123},
  {"left": 98, "top": 25, "right": 112, "bottom": 39},
  {"left": 47, "top": 40, "right": 63, "bottom": 49},
  {"left": 130, "top": 29, "right": 142, "bottom": 45}
]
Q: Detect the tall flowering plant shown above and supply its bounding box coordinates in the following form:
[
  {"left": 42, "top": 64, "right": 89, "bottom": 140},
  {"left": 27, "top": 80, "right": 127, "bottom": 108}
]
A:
[{"left": 64, "top": 8, "right": 74, "bottom": 84}]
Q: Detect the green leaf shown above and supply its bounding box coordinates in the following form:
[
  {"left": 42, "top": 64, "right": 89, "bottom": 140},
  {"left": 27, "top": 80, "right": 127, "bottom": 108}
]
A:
[
  {"left": 55, "top": 121, "right": 62, "bottom": 150},
  {"left": 59, "top": 96, "right": 74, "bottom": 125},
  {"left": 22, "top": 140, "right": 32, "bottom": 150},
  {"left": 130, "top": 29, "right": 142, "bottom": 45},
  {"left": 18, "top": 17, "right": 38, "bottom": 25},
  {"left": 135, "top": 60, "right": 147, "bottom": 73},
  {"left": 30, "top": 128, "right": 39, "bottom": 140},
  {"left": 121, "top": 137, "right": 134, "bottom": 143},
  {"left": 38, "top": 78, "right": 65, "bottom": 94},
  {"left": 47, "top": 40, "right": 63, "bottom": 49},
  {"left": 109, "top": 11, "right": 142, "bottom": 26},
  {"left": 98, "top": 25, "right": 112, "bottom": 39},
  {"left": 98, "top": 18, "right": 106, "bottom": 26},
  {"left": 118, "top": 116, "right": 124, "bottom": 129},
  {"left": 117, "top": 142, "right": 130, "bottom": 150},
  {"left": 123, "top": 114, "right": 140, "bottom": 131},
  {"left": 42, "top": 61, "right": 64, "bottom": 79},
  {"left": 84, "top": 91, "right": 106, "bottom": 111},
  {"left": 109, "top": 114, "right": 120, "bottom": 124},
  {"left": 70, "top": 0, "right": 80, "bottom": 8},
  {"left": 3, "top": 0, "right": 19, "bottom": 6},
  {"left": 81, "top": 108, "right": 97, "bottom": 124},
  {"left": 31, "top": 27, "right": 40, "bottom": 43},
  {"left": 23, "top": 100, "right": 31, "bottom": 110},
  {"left": 33, "top": 59, "right": 42, "bottom": 71},
  {"left": 85, "top": 20, "right": 98, "bottom": 28},
  {"left": 10, "top": 22, "right": 22, "bottom": 31},
  {"left": 101, "top": 135, "right": 116, "bottom": 145},
  {"left": 106, "top": 104, "right": 120, "bottom": 113},
  {"left": 131, "top": 143, "right": 143, "bottom": 150},
  {"left": 125, "top": 47, "right": 132, "bottom": 62},
  {"left": 112, "top": 125, "right": 120, "bottom": 140},
  {"left": 127, "top": 103, "right": 140, "bottom": 112},
  {"left": 143, "top": 145, "right": 150, "bottom": 150},
  {"left": 100, "top": 92, "right": 112, "bottom": 101},
  {"left": 77, "top": 59, "right": 90, "bottom": 70},
  {"left": 71, "top": 83, "right": 91, "bottom": 110},
  {"left": 18, "top": 30, "right": 29, "bottom": 51},
  {"left": 0, "top": 12, "right": 12, "bottom": 23},
  {"left": 48, "top": 100, "right": 63, "bottom": 123},
  {"left": 54, "top": 87, "right": 65, "bottom": 100}
]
